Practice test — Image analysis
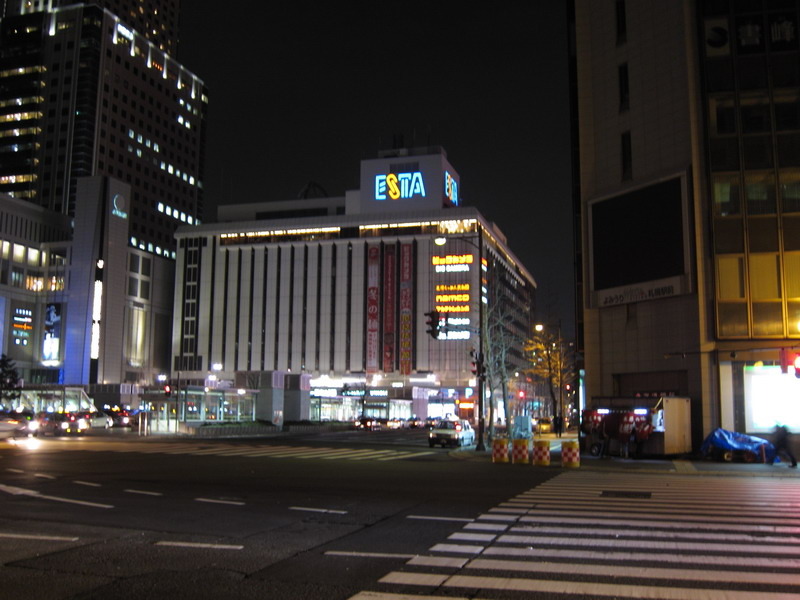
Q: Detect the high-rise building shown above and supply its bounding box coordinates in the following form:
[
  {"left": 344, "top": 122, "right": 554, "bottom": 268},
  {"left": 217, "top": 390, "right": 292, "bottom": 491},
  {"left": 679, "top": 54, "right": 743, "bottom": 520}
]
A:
[
  {"left": 0, "top": 1, "right": 206, "bottom": 256},
  {"left": 575, "top": 0, "right": 800, "bottom": 448},
  {"left": 0, "top": 1, "right": 205, "bottom": 399}
]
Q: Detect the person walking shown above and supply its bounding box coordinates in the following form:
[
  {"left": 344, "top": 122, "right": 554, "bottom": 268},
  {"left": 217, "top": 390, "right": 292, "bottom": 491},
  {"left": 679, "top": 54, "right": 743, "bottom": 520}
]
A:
[{"left": 772, "top": 424, "right": 798, "bottom": 468}]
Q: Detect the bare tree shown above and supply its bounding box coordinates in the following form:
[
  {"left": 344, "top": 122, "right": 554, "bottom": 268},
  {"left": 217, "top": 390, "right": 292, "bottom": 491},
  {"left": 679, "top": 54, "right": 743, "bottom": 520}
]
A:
[
  {"left": 0, "top": 354, "right": 21, "bottom": 408},
  {"left": 482, "top": 286, "right": 528, "bottom": 442},
  {"left": 525, "top": 328, "right": 576, "bottom": 420}
]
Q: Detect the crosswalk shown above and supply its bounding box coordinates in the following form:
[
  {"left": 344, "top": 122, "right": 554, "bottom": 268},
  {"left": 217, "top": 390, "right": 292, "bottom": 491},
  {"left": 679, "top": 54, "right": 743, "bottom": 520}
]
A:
[
  {"left": 349, "top": 470, "right": 800, "bottom": 599},
  {"left": 23, "top": 439, "right": 436, "bottom": 462}
]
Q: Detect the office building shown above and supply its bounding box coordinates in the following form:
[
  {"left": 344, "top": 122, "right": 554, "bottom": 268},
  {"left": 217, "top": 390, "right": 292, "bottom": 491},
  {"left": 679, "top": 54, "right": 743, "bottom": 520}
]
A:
[
  {"left": 171, "top": 147, "right": 537, "bottom": 424},
  {"left": 0, "top": 1, "right": 205, "bottom": 398},
  {"left": 575, "top": 0, "right": 800, "bottom": 447}
]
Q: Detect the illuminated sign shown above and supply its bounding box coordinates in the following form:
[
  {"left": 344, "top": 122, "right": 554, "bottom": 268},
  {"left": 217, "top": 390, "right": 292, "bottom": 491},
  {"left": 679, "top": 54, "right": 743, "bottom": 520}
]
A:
[
  {"left": 432, "top": 254, "right": 473, "bottom": 266},
  {"left": 445, "top": 171, "right": 459, "bottom": 205},
  {"left": 436, "top": 283, "right": 470, "bottom": 292},
  {"left": 111, "top": 194, "right": 128, "bottom": 219},
  {"left": 375, "top": 172, "right": 426, "bottom": 200},
  {"left": 435, "top": 294, "right": 470, "bottom": 303}
]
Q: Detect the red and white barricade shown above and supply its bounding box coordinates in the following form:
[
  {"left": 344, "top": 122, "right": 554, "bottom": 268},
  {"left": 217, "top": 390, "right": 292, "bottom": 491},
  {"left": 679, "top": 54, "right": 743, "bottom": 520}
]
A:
[
  {"left": 492, "top": 437, "right": 510, "bottom": 463},
  {"left": 561, "top": 440, "right": 580, "bottom": 467},
  {"left": 533, "top": 439, "right": 551, "bottom": 466},
  {"left": 511, "top": 438, "right": 531, "bottom": 464}
]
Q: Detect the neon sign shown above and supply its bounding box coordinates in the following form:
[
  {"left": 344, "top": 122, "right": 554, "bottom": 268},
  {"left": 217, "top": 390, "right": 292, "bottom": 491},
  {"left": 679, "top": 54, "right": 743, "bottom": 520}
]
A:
[
  {"left": 375, "top": 172, "right": 426, "bottom": 200},
  {"left": 431, "top": 254, "right": 473, "bottom": 266},
  {"left": 445, "top": 171, "right": 458, "bottom": 205}
]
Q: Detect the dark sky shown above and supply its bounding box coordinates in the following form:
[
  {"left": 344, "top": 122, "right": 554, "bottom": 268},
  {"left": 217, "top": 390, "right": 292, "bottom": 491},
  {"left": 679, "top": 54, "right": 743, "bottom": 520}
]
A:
[{"left": 177, "top": 2, "right": 574, "bottom": 336}]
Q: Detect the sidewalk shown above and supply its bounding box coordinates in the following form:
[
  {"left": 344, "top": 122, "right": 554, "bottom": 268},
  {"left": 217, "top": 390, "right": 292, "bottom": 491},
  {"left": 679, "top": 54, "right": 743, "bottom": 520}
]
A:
[{"left": 452, "top": 434, "right": 800, "bottom": 478}]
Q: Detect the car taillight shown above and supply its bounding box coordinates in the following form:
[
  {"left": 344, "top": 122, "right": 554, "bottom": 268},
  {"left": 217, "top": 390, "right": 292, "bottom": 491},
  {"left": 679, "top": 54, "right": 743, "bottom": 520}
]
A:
[{"left": 455, "top": 424, "right": 462, "bottom": 431}]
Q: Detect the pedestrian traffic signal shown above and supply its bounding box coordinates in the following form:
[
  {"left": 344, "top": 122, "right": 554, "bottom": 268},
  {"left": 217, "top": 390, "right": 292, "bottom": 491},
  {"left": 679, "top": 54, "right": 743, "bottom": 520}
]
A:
[
  {"left": 470, "top": 348, "right": 484, "bottom": 377},
  {"left": 164, "top": 384, "right": 172, "bottom": 397},
  {"left": 425, "top": 310, "right": 440, "bottom": 339}
]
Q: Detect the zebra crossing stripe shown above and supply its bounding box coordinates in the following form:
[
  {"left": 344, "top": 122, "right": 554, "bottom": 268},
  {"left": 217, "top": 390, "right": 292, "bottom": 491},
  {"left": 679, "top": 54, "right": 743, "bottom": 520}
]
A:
[
  {"left": 381, "top": 572, "right": 800, "bottom": 599},
  {"left": 467, "top": 557, "right": 800, "bottom": 587},
  {"left": 376, "top": 451, "right": 435, "bottom": 461}
]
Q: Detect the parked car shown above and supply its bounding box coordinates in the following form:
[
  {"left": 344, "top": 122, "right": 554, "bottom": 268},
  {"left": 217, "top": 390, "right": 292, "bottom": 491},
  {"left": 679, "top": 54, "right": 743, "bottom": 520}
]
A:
[
  {"left": 80, "top": 410, "right": 113, "bottom": 429},
  {"left": 534, "top": 417, "right": 552, "bottom": 434},
  {"left": 0, "top": 411, "right": 38, "bottom": 438},
  {"left": 108, "top": 410, "right": 134, "bottom": 427},
  {"left": 428, "top": 419, "right": 475, "bottom": 448},
  {"left": 37, "top": 412, "right": 87, "bottom": 436},
  {"left": 354, "top": 417, "right": 381, "bottom": 431}
]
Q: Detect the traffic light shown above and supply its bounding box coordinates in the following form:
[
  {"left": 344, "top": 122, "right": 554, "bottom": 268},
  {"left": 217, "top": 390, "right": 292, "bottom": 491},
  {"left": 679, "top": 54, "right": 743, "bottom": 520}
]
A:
[
  {"left": 425, "top": 310, "right": 440, "bottom": 339},
  {"left": 164, "top": 384, "right": 172, "bottom": 397},
  {"left": 779, "top": 348, "right": 800, "bottom": 376},
  {"left": 470, "top": 348, "right": 484, "bottom": 377}
]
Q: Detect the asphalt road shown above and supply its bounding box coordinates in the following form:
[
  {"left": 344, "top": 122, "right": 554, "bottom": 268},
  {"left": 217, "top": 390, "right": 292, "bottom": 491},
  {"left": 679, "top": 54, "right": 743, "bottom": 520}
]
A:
[
  {"left": 1, "top": 428, "right": 799, "bottom": 599},
  {"left": 0, "top": 429, "right": 554, "bottom": 599}
]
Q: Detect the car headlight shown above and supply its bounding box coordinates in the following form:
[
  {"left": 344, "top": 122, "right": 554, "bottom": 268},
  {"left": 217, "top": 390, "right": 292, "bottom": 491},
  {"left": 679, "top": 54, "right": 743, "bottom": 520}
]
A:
[
  {"left": 28, "top": 421, "right": 39, "bottom": 431},
  {"left": 60, "top": 422, "right": 69, "bottom": 430},
  {"left": 78, "top": 419, "right": 88, "bottom": 429}
]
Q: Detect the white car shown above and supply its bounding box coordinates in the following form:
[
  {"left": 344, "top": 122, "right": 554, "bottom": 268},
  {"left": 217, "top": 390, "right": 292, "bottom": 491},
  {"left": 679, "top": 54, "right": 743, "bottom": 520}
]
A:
[
  {"left": 428, "top": 419, "right": 476, "bottom": 448},
  {"left": 80, "top": 411, "right": 113, "bottom": 429}
]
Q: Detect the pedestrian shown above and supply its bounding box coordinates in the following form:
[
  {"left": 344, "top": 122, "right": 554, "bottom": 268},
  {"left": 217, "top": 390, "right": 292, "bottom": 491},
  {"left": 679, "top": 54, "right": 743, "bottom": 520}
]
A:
[
  {"left": 772, "top": 424, "right": 797, "bottom": 468},
  {"left": 553, "top": 414, "right": 563, "bottom": 438}
]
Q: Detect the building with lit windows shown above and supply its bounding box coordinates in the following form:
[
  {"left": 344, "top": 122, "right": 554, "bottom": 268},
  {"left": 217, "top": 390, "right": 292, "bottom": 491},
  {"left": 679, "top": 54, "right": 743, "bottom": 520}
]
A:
[
  {"left": 0, "top": 2, "right": 205, "bottom": 397},
  {"left": 171, "top": 147, "right": 536, "bottom": 424},
  {"left": 574, "top": 1, "right": 800, "bottom": 448}
]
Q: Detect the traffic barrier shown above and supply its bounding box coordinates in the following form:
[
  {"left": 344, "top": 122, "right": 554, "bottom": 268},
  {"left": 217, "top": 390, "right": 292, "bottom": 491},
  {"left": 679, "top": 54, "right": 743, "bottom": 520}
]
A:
[
  {"left": 562, "top": 440, "right": 580, "bottom": 468},
  {"left": 533, "top": 439, "right": 550, "bottom": 466},
  {"left": 492, "top": 437, "right": 510, "bottom": 463},
  {"left": 511, "top": 438, "right": 531, "bottom": 464}
]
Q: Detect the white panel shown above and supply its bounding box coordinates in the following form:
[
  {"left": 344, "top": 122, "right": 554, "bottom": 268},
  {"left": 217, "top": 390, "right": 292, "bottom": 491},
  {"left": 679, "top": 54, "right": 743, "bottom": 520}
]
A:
[
  {"left": 304, "top": 244, "right": 319, "bottom": 372},
  {"left": 249, "top": 248, "right": 265, "bottom": 371},
  {"left": 263, "top": 247, "right": 278, "bottom": 370},
  {"left": 276, "top": 245, "right": 292, "bottom": 370},
  {"left": 333, "top": 242, "right": 349, "bottom": 372},
  {"left": 349, "top": 242, "right": 365, "bottom": 370},
  {"left": 291, "top": 244, "right": 305, "bottom": 371},
  {"left": 223, "top": 250, "right": 238, "bottom": 373},
  {"left": 210, "top": 245, "right": 227, "bottom": 369},
  {"left": 196, "top": 241, "right": 215, "bottom": 369},
  {"left": 237, "top": 249, "right": 253, "bottom": 371},
  {"left": 317, "top": 244, "right": 332, "bottom": 372}
]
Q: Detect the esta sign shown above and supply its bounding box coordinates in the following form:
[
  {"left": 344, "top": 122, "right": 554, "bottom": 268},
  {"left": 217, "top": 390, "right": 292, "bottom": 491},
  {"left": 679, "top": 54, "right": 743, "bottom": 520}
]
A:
[{"left": 375, "top": 171, "right": 426, "bottom": 201}]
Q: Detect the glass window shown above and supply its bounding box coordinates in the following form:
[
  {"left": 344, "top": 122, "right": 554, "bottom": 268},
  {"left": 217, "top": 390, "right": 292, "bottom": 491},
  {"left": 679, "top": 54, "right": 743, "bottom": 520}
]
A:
[
  {"left": 747, "top": 217, "right": 778, "bottom": 252},
  {"left": 785, "top": 252, "right": 800, "bottom": 297},
  {"left": 779, "top": 171, "right": 800, "bottom": 212},
  {"left": 615, "top": 0, "right": 627, "bottom": 44},
  {"left": 618, "top": 63, "right": 629, "bottom": 111},
  {"left": 752, "top": 302, "right": 783, "bottom": 336},
  {"left": 740, "top": 100, "right": 770, "bottom": 133},
  {"left": 127, "top": 276, "right": 138, "bottom": 297},
  {"left": 784, "top": 217, "right": 800, "bottom": 250},
  {"left": 129, "top": 253, "right": 139, "bottom": 273},
  {"left": 718, "top": 302, "right": 749, "bottom": 337},
  {"left": 709, "top": 138, "right": 740, "bottom": 170},
  {"left": 774, "top": 93, "right": 800, "bottom": 131},
  {"left": 712, "top": 175, "right": 740, "bottom": 216},
  {"left": 787, "top": 301, "right": 800, "bottom": 337},
  {"left": 710, "top": 97, "right": 737, "bottom": 135},
  {"left": 742, "top": 135, "right": 773, "bottom": 169},
  {"left": 714, "top": 218, "right": 744, "bottom": 253},
  {"left": 718, "top": 256, "right": 744, "bottom": 299},
  {"left": 749, "top": 253, "right": 781, "bottom": 300},
  {"left": 777, "top": 133, "right": 800, "bottom": 167},
  {"left": 744, "top": 173, "right": 776, "bottom": 214}
]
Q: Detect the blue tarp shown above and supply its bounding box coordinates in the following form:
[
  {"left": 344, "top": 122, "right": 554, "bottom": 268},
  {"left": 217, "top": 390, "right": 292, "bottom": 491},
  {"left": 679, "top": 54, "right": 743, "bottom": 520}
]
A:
[{"left": 700, "top": 428, "right": 777, "bottom": 463}]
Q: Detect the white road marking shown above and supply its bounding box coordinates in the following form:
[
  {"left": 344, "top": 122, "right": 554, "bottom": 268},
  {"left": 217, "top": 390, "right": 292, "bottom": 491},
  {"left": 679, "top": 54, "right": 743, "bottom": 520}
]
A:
[
  {"left": 0, "top": 532, "right": 79, "bottom": 542},
  {"left": 383, "top": 572, "right": 800, "bottom": 600},
  {"left": 407, "top": 555, "right": 469, "bottom": 568},
  {"left": 73, "top": 480, "right": 102, "bottom": 487},
  {"left": 194, "top": 497, "right": 245, "bottom": 506},
  {"left": 407, "top": 515, "right": 474, "bottom": 523},
  {"left": 325, "top": 551, "right": 415, "bottom": 559},
  {"left": 124, "top": 489, "right": 163, "bottom": 496},
  {"left": 376, "top": 451, "right": 436, "bottom": 461},
  {"left": 289, "top": 506, "right": 348, "bottom": 514},
  {"left": 464, "top": 522, "right": 507, "bottom": 531},
  {"left": 448, "top": 532, "right": 496, "bottom": 543},
  {"left": 429, "top": 543, "right": 484, "bottom": 555},
  {"left": 0, "top": 483, "right": 113, "bottom": 509},
  {"left": 6, "top": 468, "right": 24, "bottom": 473},
  {"left": 467, "top": 557, "right": 800, "bottom": 587},
  {"left": 347, "top": 592, "right": 470, "bottom": 600},
  {"left": 155, "top": 541, "right": 243, "bottom": 550},
  {"left": 34, "top": 473, "right": 55, "bottom": 479}
]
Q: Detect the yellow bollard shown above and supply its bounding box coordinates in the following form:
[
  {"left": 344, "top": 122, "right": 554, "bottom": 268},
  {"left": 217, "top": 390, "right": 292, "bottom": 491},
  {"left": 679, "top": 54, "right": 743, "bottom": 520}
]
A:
[
  {"left": 511, "top": 438, "right": 531, "bottom": 464},
  {"left": 492, "top": 437, "right": 510, "bottom": 463},
  {"left": 533, "top": 439, "right": 551, "bottom": 466},
  {"left": 561, "top": 440, "right": 580, "bottom": 468}
]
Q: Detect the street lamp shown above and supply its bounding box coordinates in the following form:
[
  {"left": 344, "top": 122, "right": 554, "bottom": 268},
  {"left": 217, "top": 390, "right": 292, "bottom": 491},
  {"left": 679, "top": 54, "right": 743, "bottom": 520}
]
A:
[{"left": 434, "top": 231, "right": 486, "bottom": 451}]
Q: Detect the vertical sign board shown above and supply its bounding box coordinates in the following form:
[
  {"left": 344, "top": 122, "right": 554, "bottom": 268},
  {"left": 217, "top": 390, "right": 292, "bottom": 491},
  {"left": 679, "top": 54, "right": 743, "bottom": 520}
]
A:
[
  {"left": 366, "top": 245, "right": 380, "bottom": 374},
  {"left": 399, "top": 244, "right": 413, "bottom": 375},
  {"left": 382, "top": 245, "right": 396, "bottom": 373},
  {"left": 42, "top": 303, "right": 62, "bottom": 364}
]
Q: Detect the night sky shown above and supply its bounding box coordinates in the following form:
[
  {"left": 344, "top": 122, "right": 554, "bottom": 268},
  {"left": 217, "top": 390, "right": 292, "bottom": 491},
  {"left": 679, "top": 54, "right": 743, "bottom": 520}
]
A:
[{"left": 177, "top": 2, "right": 574, "bottom": 336}]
